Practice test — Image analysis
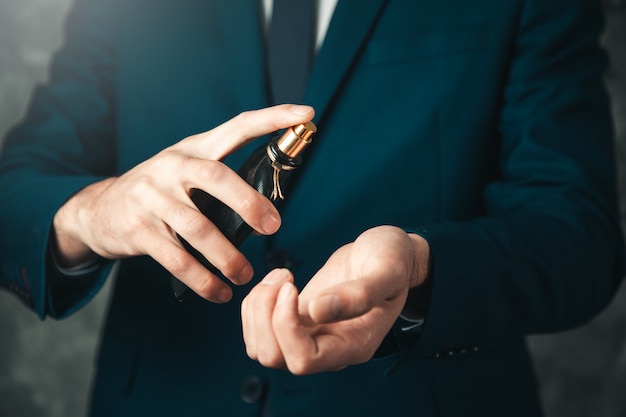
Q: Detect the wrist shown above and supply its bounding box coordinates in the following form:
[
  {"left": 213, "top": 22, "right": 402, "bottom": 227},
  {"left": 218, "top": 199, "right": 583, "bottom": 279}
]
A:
[
  {"left": 52, "top": 183, "right": 102, "bottom": 268},
  {"left": 53, "top": 213, "right": 97, "bottom": 268}
]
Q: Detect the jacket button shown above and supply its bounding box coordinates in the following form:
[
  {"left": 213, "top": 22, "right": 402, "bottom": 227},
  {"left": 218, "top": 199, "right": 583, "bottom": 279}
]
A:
[
  {"left": 240, "top": 375, "right": 265, "bottom": 404},
  {"left": 265, "top": 249, "right": 293, "bottom": 269}
]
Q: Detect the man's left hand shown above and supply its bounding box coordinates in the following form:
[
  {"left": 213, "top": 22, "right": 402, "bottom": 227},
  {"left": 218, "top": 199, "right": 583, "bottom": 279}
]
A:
[{"left": 241, "top": 225, "right": 430, "bottom": 375}]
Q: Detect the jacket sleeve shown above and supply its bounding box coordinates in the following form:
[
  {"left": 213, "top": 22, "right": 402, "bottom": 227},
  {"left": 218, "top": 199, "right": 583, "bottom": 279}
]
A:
[
  {"left": 408, "top": 0, "right": 626, "bottom": 358},
  {"left": 0, "top": 0, "right": 116, "bottom": 319}
]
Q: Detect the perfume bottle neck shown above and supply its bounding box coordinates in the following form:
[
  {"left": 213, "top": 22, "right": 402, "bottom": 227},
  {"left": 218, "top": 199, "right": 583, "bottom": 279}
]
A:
[
  {"left": 267, "top": 140, "right": 301, "bottom": 170},
  {"left": 265, "top": 121, "right": 316, "bottom": 200}
]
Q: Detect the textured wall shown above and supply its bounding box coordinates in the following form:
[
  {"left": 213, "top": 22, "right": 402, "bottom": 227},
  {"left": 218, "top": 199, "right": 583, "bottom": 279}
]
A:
[
  {"left": 0, "top": 2, "right": 625, "bottom": 416},
  {"left": 0, "top": 2, "right": 112, "bottom": 416}
]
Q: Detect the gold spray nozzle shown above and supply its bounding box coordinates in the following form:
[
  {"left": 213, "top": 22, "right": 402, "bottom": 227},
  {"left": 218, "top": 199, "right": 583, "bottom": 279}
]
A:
[{"left": 276, "top": 121, "right": 317, "bottom": 158}]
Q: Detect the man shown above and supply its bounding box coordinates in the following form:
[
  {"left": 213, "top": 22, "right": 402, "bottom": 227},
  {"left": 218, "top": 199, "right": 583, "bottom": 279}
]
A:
[{"left": 1, "top": 0, "right": 624, "bottom": 416}]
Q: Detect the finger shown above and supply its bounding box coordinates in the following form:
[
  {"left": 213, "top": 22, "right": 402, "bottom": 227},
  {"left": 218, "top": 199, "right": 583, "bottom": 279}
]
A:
[
  {"left": 244, "top": 269, "right": 293, "bottom": 368},
  {"left": 273, "top": 283, "right": 363, "bottom": 375},
  {"left": 242, "top": 269, "right": 293, "bottom": 364},
  {"left": 307, "top": 274, "right": 408, "bottom": 324},
  {"left": 271, "top": 282, "right": 323, "bottom": 375},
  {"left": 109, "top": 180, "right": 235, "bottom": 301},
  {"left": 241, "top": 287, "right": 256, "bottom": 359},
  {"left": 179, "top": 157, "right": 281, "bottom": 235},
  {"left": 204, "top": 104, "right": 315, "bottom": 160},
  {"left": 152, "top": 190, "right": 254, "bottom": 285},
  {"left": 144, "top": 231, "right": 234, "bottom": 303},
  {"left": 132, "top": 175, "right": 255, "bottom": 285}
]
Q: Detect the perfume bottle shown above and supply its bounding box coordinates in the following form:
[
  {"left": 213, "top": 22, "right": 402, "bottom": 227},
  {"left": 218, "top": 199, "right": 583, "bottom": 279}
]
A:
[{"left": 171, "top": 121, "right": 317, "bottom": 301}]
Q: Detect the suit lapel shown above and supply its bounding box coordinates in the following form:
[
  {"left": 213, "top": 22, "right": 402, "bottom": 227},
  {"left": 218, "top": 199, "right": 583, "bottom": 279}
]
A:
[
  {"left": 213, "top": 0, "right": 389, "bottom": 124},
  {"left": 305, "top": 0, "right": 388, "bottom": 124}
]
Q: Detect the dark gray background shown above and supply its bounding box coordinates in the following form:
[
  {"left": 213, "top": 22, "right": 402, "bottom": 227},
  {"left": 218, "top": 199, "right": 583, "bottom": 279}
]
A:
[{"left": 0, "top": 1, "right": 624, "bottom": 416}]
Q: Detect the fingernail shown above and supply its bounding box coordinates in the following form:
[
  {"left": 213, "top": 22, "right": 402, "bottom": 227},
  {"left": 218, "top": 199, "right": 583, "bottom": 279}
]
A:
[
  {"left": 315, "top": 294, "right": 342, "bottom": 321},
  {"left": 262, "top": 268, "right": 287, "bottom": 285},
  {"left": 276, "top": 283, "right": 294, "bottom": 306},
  {"left": 289, "top": 105, "right": 313, "bottom": 116},
  {"left": 262, "top": 212, "right": 281, "bottom": 234}
]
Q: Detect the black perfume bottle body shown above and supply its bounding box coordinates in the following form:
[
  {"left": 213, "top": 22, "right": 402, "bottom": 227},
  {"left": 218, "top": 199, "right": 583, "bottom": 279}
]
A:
[
  {"left": 180, "top": 141, "right": 298, "bottom": 269},
  {"left": 172, "top": 125, "right": 312, "bottom": 301}
]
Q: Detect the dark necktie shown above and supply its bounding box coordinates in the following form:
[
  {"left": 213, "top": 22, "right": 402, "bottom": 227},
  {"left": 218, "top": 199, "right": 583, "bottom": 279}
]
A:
[{"left": 267, "top": 0, "right": 315, "bottom": 104}]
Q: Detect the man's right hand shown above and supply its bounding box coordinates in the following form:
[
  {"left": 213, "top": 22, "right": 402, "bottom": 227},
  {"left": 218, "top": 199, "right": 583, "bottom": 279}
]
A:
[{"left": 52, "top": 104, "right": 315, "bottom": 303}]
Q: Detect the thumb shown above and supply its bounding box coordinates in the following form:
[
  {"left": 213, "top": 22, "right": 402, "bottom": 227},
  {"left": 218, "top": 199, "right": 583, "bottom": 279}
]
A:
[{"left": 307, "top": 277, "right": 408, "bottom": 324}]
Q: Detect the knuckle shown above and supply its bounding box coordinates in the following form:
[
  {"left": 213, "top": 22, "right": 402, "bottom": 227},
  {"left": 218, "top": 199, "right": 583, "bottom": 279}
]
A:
[
  {"left": 178, "top": 153, "right": 198, "bottom": 171},
  {"left": 286, "top": 359, "right": 314, "bottom": 376},
  {"left": 238, "top": 191, "right": 264, "bottom": 213},
  {"left": 160, "top": 247, "right": 190, "bottom": 277},
  {"left": 254, "top": 285, "right": 279, "bottom": 310},
  {"left": 218, "top": 250, "right": 244, "bottom": 278},
  {"left": 127, "top": 176, "right": 153, "bottom": 201},
  {"left": 196, "top": 160, "right": 227, "bottom": 183},
  {"left": 236, "top": 193, "right": 255, "bottom": 214},
  {"left": 365, "top": 254, "right": 389, "bottom": 274},
  {"left": 160, "top": 148, "right": 188, "bottom": 168},
  {"left": 195, "top": 277, "right": 217, "bottom": 299},
  {"left": 257, "top": 350, "right": 284, "bottom": 369},
  {"left": 350, "top": 285, "right": 373, "bottom": 312},
  {"left": 236, "top": 193, "right": 271, "bottom": 227},
  {"left": 120, "top": 213, "right": 151, "bottom": 239},
  {"left": 179, "top": 211, "right": 211, "bottom": 238},
  {"left": 386, "top": 255, "right": 411, "bottom": 278}
]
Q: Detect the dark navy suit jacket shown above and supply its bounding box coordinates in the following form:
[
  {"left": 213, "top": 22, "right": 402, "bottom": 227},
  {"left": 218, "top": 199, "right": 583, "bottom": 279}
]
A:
[{"left": 1, "top": 0, "right": 624, "bottom": 416}]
